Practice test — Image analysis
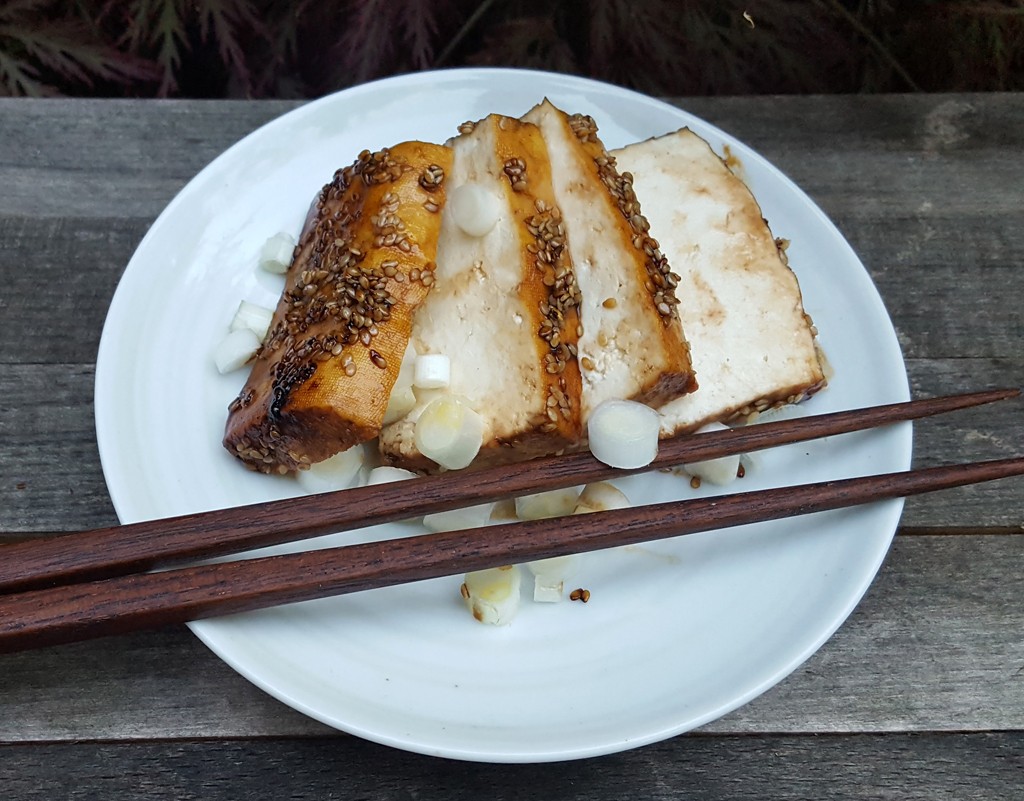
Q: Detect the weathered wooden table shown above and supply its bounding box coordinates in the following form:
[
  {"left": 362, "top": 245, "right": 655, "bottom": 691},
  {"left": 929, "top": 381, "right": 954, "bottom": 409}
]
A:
[{"left": 1, "top": 93, "right": 1021, "bottom": 799}]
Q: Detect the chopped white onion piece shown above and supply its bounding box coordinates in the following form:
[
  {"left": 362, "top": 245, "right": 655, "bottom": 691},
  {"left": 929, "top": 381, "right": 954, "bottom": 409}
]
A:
[
  {"left": 448, "top": 183, "right": 501, "bottom": 238},
  {"left": 527, "top": 555, "right": 579, "bottom": 603},
  {"left": 382, "top": 384, "right": 417, "bottom": 426},
  {"left": 258, "top": 232, "right": 296, "bottom": 274},
  {"left": 740, "top": 450, "right": 760, "bottom": 474},
  {"left": 365, "top": 466, "right": 418, "bottom": 486},
  {"left": 413, "top": 353, "right": 451, "bottom": 389},
  {"left": 574, "top": 481, "right": 631, "bottom": 515},
  {"left": 228, "top": 300, "right": 274, "bottom": 340},
  {"left": 397, "top": 341, "right": 418, "bottom": 378},
  {"left": 296, "top": 444, "right": 365, "bottom": 494},
  {"left": 383, "top": 344, "right": 419, "bottom": 425},
  {"left": 587, "top": 399, "right": 661, "bottom": 469},
  {"left": 364, "top": 465, "right": 421, "bottom": 524},
  {"left": 423, "top": 502, "right": 494, "bottom": 533},
  {"left": 213, "top": 328, "right": 261, "bottom": 374},
  {"left": 489, "top": 498, "right": 518, "bottom": 523},
  {"left": 683, "top": 422, "right": 742, "bottom": 486},
  {"left": 414, "top": 394, "right": 484, "bottom": 470},
  {"left": 514, "top": 487, "right": 580, "bottom": 521},
  {"left": 462, "top": 565, "right": 521, "bottom": 625}
]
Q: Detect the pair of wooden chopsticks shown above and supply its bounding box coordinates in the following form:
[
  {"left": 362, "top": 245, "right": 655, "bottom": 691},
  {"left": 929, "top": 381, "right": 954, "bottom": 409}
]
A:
[{"left": 1, "top": 388, "right": 1021, "bottom": 654}]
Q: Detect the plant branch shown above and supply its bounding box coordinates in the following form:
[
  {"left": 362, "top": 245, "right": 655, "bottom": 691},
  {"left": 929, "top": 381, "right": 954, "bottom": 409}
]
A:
[
  {"left": 435, "top": 0, "right": 500, "bottom": 67},
  {"left": 818, "top": 0, "right": 922, "bottom": 91}
]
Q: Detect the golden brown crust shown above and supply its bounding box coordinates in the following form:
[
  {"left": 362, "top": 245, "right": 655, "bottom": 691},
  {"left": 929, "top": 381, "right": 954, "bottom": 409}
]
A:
[
  {"left": 379, "top": 115, "right": 585, "bottom": 473},
  {"left": 493, "top": 115, "right": 584, "bottom": 453},
  {"left": 224, "top": 141, "right": 453, "bottom": 473},
  {"left": 561, "top": 110, "right": 698, "bottom": 403},
  {"left": 610, "top": 127, "right": 826, "bottom": 437},
  {"left": 522, "top": 100, "right": 697, "bottom": 416}
]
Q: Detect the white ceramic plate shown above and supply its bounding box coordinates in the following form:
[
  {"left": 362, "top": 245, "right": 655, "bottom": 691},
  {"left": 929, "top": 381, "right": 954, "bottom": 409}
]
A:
[{"left": 95, "top": 68, "right": 910, "bottom": 762}]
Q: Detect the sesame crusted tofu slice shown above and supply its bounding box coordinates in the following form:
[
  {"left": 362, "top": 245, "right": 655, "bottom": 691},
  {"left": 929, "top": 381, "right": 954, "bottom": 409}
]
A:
[
  {"left": 521, "top": 100, "right": 697, "bottom": 418},
  {"left": 611, "top": 129, "right": 826, "bottom": 436},
  {"left": 224, "top": 142, "right": 453, "bottom": 473},
  {"left": 379, "top": 114, "right": 585, "bottom": 471}
]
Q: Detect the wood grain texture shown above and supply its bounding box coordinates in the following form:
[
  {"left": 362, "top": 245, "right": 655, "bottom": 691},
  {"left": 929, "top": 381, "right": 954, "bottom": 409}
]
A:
[
  {"left": 1, "top": 732, "right": 1021, "bottom": 800},
  {"left": 4, "top": 389, "right": 1008, "bottom": 595},
  {"left": 0, "top": 94, "right": 1021, "bottom": 792},
  {"left": 1, "top": 536, "right": 1020, "bottom": 741},
  {"left": 5, "top": 356, "right": 1017, "bottom": 535},
  {"left": 5, "top": 456, "right": 1022, "bottom": 653},
  {"left": 0, "top": 99, "right": 297, "bottom": 219}
]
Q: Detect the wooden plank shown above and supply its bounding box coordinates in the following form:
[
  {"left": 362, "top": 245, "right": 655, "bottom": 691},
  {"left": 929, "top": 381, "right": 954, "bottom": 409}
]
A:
[
  {"left": 0, "top": 732, "right": 1020, "bottom": 799},
  {"left": 2, "top": 208, "right": 1022, "bottom": 367},
  {"left": 1, "top": 535, "right": 1020, "bottom": 742},
  {"left": 0, "top": 365, "right": 116, "bottom": 533},
  {"left": 3, "top": 352, "right": 1018, "bottom": 537},
  {"left": 0, "top": 96, "right": 1021, "bottom": 783},
  {"left": 679, "top": 95, "right": 1024, "bottom": 364},
  {"left": 3, "top": 98, "right": 1020, "bottom": 367},
  {"left": 0, "top": 359, "right": 1019, "bottom": 537},
  {"left": 0, "top": 217, "right": 148, "bottom": 365},
  {"left": 0, "top": 99, "right": 298, "bottom": 219}
]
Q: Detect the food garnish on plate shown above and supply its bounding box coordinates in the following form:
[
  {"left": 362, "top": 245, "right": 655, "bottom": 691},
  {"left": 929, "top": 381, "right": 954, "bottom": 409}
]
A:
[
  {"left": 379, "top": 112, "right": 587, "bottom": 471},
  {"left": 214, "top": 98, "right": 827, "bottom": 618},
  {"left": 223, "top": 141, "right": 452, "bottom": 473},
  {"left": 612, "top": 129, "right": 826, "bottom": 435}
]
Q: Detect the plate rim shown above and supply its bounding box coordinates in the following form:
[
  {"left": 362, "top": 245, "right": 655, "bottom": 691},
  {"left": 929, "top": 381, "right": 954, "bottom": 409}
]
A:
[{"left": 94, "top": 66, "right": 911, "bottom": 763}]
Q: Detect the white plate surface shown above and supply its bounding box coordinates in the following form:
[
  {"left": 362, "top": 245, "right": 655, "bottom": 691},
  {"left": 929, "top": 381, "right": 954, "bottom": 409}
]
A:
[{"left": 95, "top": 68, "right": 910, "bottom": 762}]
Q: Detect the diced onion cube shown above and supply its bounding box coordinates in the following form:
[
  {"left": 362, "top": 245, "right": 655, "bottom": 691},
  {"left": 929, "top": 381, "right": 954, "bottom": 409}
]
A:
[
  {"left": 449, "top": 183, "right": 501, "bottom": 238},
  {"left": 365, "top": 466, "right": 418, "bottom": 486},
  {"left": 382, "top": 385, "right": 416, "bottom": 426},
  {"left": 527, "top": 555, "right": 579, "bottom": 603},
  {"left": 683, "top": 422, "right": 742, "bottom": 485},
  {"left": 489, "top": 498, "right": 518, "bottom": 523},
  {"left": 397, "top": 342, "right": 418, "bottom": 381},
  {"left": 258, "top": 232, "right": 296, "bottom": 274},
  {"left": 229, "top": 300, "right": 274, "bottom": 340},
  {"left": 295, "top": 445, "right": 365, "bottom": 494},
  {"left": 213, "top": 328, "right": 261, "bottom": 374},
  {"left": 365, "top": 466, "right": 421, "bottom": 524},
  {"left": 383, "top": 344, "right": 419, "bottom": 425},
  {"left": 413, "top": 353, "right": 451, "bottom": 389},
  {"left": 574, "top": 482, "right": 631, "bottom": 514},
  {"left": 515, "top": 487, "right": 579, "bottom": 521},
  {"left": 587, "top": 399, "right": 661, "bottom": 469},
  {"left": 414, "top": 395, "right": 483, "bottom": 470},
  {"left": 423, "top": 502, "right": 494, "bottom": 532},
  {"left": 462, "top": 565, "right": 521, "bottom": 625}
]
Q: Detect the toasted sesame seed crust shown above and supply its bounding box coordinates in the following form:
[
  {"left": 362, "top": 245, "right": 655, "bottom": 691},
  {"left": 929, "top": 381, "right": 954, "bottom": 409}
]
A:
[
  {"left": 379, "top": 115, "right": 585, "bottom": 472},
  {"left": 610, "top": 128, "right": 827, "bottom": 437},
  {"left": 523, "top": 100, "right": 697, "bottom": 414},
  {"left": 224, "top": 141, "right": 453, "bottom": 473}
]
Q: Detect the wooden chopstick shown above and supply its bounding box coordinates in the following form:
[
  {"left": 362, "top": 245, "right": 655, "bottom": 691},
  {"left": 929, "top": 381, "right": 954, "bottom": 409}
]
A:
[
  {"left": 2, "top": 456, "right": 1022, "bottom": 654},
  {"left": 0, "top": 387, "right": 1017, "bottom": 596}
]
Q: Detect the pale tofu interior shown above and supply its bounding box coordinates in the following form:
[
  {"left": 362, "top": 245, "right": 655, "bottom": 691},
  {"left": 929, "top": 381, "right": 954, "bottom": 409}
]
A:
[
  {"left": 612, "top": 130, "right": 825, "bottom": 434},
  {"left": 382, "top": 122, "right": 544, "bottom": 445},
  {"left": 524, "top": 102, "right": 690, "bottom": 417}
]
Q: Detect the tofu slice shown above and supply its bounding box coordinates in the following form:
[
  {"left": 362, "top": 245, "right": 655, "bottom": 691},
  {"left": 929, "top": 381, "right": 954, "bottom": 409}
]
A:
[
  {"left": 224, "top": 142, "right": 453, "bottom": 473},
  {"left": 522, "top": 100, "right": 697, "bottom": 418},
  {"left": 379, "top": 115, "right": 585, "bottom": 471},
  {"left": 611, "top": 129, "right": 826, "bottom": 435}
]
